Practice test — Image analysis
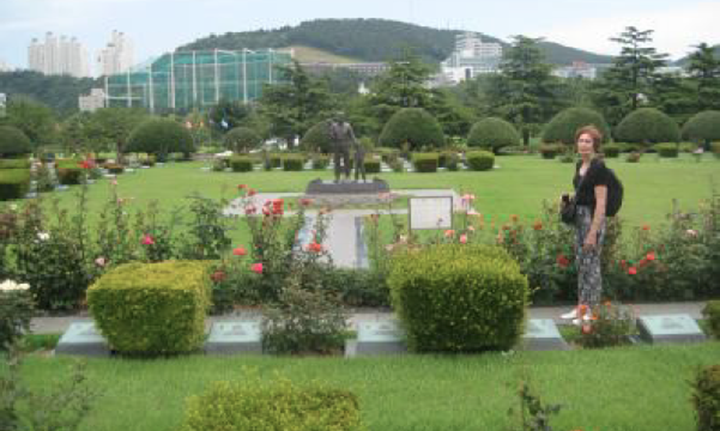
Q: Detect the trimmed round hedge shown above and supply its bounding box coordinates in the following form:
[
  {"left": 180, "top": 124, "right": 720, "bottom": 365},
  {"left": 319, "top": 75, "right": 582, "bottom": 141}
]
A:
[
  {"left": 127, "top": 118, "right": 194, "bottom": 161},
  {"left": 301, "top": 120, "right": 333, "bottom": 153},
  {"left": 614, "top": 108, "right": 680, "bottom": 144},
  {"left": 388, "top": 244, "right": 529, "bottom": 353},
  {"left": 0, "top": 126, "right": 32, "bottom": 158},
  {"left": 378, "top": 108, "right": 445, "bottom": 150},
  {"left": 466, "top": 150, "right": 495, "bottom": 171},
  {"left": 224, "top": 127, "right": 261, "bottom": 153},
  {"left": 682, "top": 110, "right": 720, "bottom": 146},
  {"left": 467, "top": 117, "right": 520, "bottom": 153},
  {"left": 542, "top": 107, "right": 611, "bottom": 145}
]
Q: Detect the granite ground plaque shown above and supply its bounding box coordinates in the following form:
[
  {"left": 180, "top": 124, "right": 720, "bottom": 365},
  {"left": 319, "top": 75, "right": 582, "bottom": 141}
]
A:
[
  {"left": 637, "top": 314, "right": 706, "bottom": 344},
  {"left": 55, "top": 322, "right": 110, "bottom": 357},
  {"left": 346, "top": 320, "right": 407, "bottom": 357},
  {"left": 306, "top": 178, "right": 389, "bottom": 194},
  {"left": 521, "top": 319, "right": 570, "bottom": 351},
  {"left": 205, "top": 321, "right": 262, "bottom": 355}
]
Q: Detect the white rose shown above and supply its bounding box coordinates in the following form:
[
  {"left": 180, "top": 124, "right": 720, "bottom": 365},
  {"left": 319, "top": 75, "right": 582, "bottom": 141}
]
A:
[{"left": 37, "top": 232, "right": 50, "bottom": 241}]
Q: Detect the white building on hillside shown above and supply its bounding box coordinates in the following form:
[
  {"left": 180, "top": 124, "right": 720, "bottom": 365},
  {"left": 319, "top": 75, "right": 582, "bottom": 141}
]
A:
[
  {"left": 440, "top": 32, "right": 503, "bottom": 84},
  {"left": 552, "top": 61, "right": 597, "bottom": 79},
  {"left": 79, "top": 88, "right": 106, "bottom": 112}
]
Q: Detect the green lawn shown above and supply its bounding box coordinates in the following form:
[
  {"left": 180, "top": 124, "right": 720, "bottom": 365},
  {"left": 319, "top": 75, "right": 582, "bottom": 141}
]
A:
[{"left": 9, "top": 342, "right": 719, "bottom": 431}]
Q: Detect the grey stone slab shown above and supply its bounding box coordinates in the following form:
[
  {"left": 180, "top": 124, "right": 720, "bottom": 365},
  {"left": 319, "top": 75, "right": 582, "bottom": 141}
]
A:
[
  {"left": 306, "top": 178, "right": 389, "bottom": 194},
  {"left": 55, "top": 322, "right": 110, "bottom": 357},
  {"left": 205, "top": 321, "right": 262, "bottom": 355},
  {"left": 521, "top": 319, "right": 570, "bottom": 351},
  {"left": 637, "top": 314, "right": 706, "bottom": 344},
  {"left": 347, "top": 320, "right": 407, "bottom": 357}
]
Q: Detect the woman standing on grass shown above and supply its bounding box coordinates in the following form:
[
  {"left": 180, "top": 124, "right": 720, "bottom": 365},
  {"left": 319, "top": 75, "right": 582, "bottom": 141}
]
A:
[{"left": 561, "top": 125, "right": 610, "bottom": 324}]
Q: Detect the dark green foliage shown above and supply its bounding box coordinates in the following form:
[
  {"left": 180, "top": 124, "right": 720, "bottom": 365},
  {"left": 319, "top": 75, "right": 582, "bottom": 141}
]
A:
[
  {"left": 0, "top": 159, "right": 30, "bottom": 169},
  {"left": 411, "top": 153, "right": 438, "bottom": 173},
  {"left": 301, "top": 120, "right": 333, "bottom": 153},
  {"left": 282, "top": 154, "right": 305, "bottom": 171},
  {"left": 179, "top": 376, "right": 363, "bottom": 431},
  {"left": 87, "top": 261, "right": 211, "bottom": 356},
  {"left": 0, "top": 70, "right": 97, "bottom": 115},
  {"left": 467, "top": 117, "right": 520, "bottom": 152},
  {"left": 224, "top": 127, "right": 261, "bottom": 153},
  {"left": 441, "top": 151, "right": 460, "bottom": 171},
  {"left": 56, "top": 159, "right": 84, "bottom": 185},
  {"left": 539, "top": 144, "right": 562, "bottom": 159},
  {"left": 542, "top": 107, "right": 611, "bottom": 145},
  {"left": 577, "top": 302, "right": 636, "bottom": 349},
  {"left": 0, "top": 126, "right": 32, "bottom": 158},
  {"left": 311, "top": 155, "right": 330, "bottom": 170},
  {"left": 104, "top": 163, "right": 124, "bottom": 175},
  {"left": 682, "top": 111, "right": 720, "bottom": 145},
  {"left": 378, "top": 108, "right": 445, "bottom": 150},
  {"left": 0, "top": 169, "right": 30, "bottom": 200},
  {"left": 702, "top": 301, "right": 720, "bottom": 339},
  {"left": 691, "top": 365, "right": 720, "bottom": 431},
  {"left": 127, "top": 118, "right": 194, "bottom": 161},
  {"left": 466, "top": 150, "right": 495, "bottom": 171},
  {"left": 388, "top": 244, "right": 529, "bottom": 352},
  {"left": 229, "top": 156, "right": 254, "bottom": 172},
  {"left": 615, "top": 108, "right": 680, "bottom": 144},
  {"left": 685, "top": 43, "right": 720, "bottom": 112},
  {"left": 364, "top": 158, "right": 381, "bottom": 174},
  {"left": 603, "top": 143, "right": 622, "bottom": 158},
  {"left": 655, "top": 143, "right": 679, "bottom": 158},
  {"left": 0, "top": 288, "right": 34, "bottom": 351}
]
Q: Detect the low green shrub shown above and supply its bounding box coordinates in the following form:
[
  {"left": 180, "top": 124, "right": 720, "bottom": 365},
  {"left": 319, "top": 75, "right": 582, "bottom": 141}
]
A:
[
  {"left": 711, "top": 142, "right": 720, "bottom": 158},
  {"left": 104, "top": 163, "right": 125, "bottom": 174},
  {"left": 269, "top": 154, "right": 283, "bottom": 168},
  {"left": 388, "top": 244, "right": 529, "bottom": 352},
  {"left": 179, "top": 377, "right": 363, "bottom": 431},
  {"left": 577, "top": 302, "right": 636, "bottom": 349},
  {"left": 626, "top": 152, "right": 642, "bottom": 163},
  {"left": 312, "top": 155, "right": 330, "bottom": 170},
  {"left": 141, "top": 155, "right": 156, "bottom": 166},
  {"left": 691, "top": 364, "right": 720, "bottom": 431},
  {"left": 680, "top": 142, "right": 700, "bottom": 153},
  {"left": 229, "top": 156, "right": 254, "bottom": 172},
  {"left": 702, "top": 301, "right": 720, "bottom": 339},
  {"left": 411, "top": 153, "right": 438, "bottom": 173},
  {"left": 87, "top": 261, "right": 211, "bottom": 356},
  {"left": 442, "top": 152, "right": 460, "bottom": 171},
  {"left": 364, "top": 158, "right": 381, "bottom": 174},
  {"left": 0, "top": 168, "right": 31, "bottom": 200},
  {"left": 539, "top": 144, "right": 561, "bottom": 159},
  {"left": 0, "top": 159, "right": 30, "bottom": 169},
  {"left": 282, "top": 154, "right": 305, "bottom": 171},
  {"left": 603, "top": 143, "right": 622, "bottom": 158},
  {"left": 375, "top": 147, "right": 400, "bottom": 163},
  {"left": 655, "top": 143, "right": 679, "bottom": 158},
  {"left": 321, "top": 267, "right": 390, "bottom": 307},
  {"left": 466, "top": 150, "right": 495, "bottom": 171},
  {"left": 0, "top": 280, "right": 34, "bottom": 350},
  {"left": 56, "top": 166, "right": 84, "bottom": 185}
]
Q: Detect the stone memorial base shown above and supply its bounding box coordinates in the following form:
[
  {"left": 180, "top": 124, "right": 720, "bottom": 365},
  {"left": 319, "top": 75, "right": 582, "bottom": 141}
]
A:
[
  {"left": 204, "top": 321, "right": 262, "bottom": 355},
  {"left": 637, "top": 314, "right": 706, "bottom": 344},
  {"left": 306, "top": 178, "right": 389, "bottom": 195},
  {"left": 521, "top": 319, "right": 570, "bottom": 351},
  {"left": 55, "top": 322, "right": 110, "bottom": 357},
  {"left": 345, "top": 320, "right": 406, "bottom": 357}
]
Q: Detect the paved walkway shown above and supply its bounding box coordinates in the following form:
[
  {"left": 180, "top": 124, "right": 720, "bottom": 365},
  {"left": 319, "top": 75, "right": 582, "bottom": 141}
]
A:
[{"left": 30, "top": 301, "right": 709, "bottom": 334}]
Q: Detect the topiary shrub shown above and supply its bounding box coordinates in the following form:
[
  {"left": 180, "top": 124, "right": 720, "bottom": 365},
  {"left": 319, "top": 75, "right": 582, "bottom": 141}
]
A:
[
  {"left": 411, "top": 153, "right": 438, "bottom": 173},
  {"left": 224, "top": 127, "right": 261, "bottom": 153},
  {"left": 655, "top": 143, "right": 679, "bottom": 158},
  {"left": 378, "top": 108, "right": 445, "bottom": 150},
  {"left": 441, "top": 152, "right": 460, "bottom": 171},
  {"left": 603, "top": 143, "right": 622, "bottom": 158},
  {"left": 141, "top": 154, "right": 156, "bottom": 167},
  {"left": 388, "top": 244, "right": 529, "bottom": 352},
  {"left": 54, "top": 159, "right": 83, "bottom": 185},
  {"left": 615, "top": 108, "right": 680, "bottom": 145},
  {"left": 0, "top": 126, "right": 32, "bottom": 158},
  {"left": 229, "top": 156, "right": 254, "bottom": 172},
  {"left": 542, "top": 107, "right": 611, "bottom": 145},
  {"left": 466, "top": 150, "right": 495, "bottom": 171},
  {"left": 0, "top": 159, "right": 30, "bottom": 169},
  {"left": 311, "top": 155, "right": 330, "bottom": 170},
  {"left": 179, "top": 376, "right": 363, "bottom": 431},
  {"left": 0, "top": 169, "right": 31, "bottom": 200},
  {"left": 269, "top": 153, "right": 283, "bottom": 168},
  {"left": 282, "top": 154, "right": 304, "bottom": 171},
  {"left": 301, "top": 120, "right": 333, "bottom": 153},
  {"left": 375, "top": 147, "right": 400, "bottom": 163},
  {"left": 691, "top": 364, "right": 720, "bottom": 431},
  {"left": 127, "top": 118, "right": 194, "bottom": 161},
  {"left": 713, "top": 143, "right": 720, "bottom": 159},
  {"left": 539, "top": 144, "right": 562, "bottom": 159},
  {"left": 364, "top": 158, "right": 381, "bottom": 174},
  {"left": 702, "top": 300, "right": 720, "bottom": 339},
  {"left": 682, "top": 110, "right": 720, "bottom": 148},
  {"left": 87, "top": 260, "right": 211, "bottom": 356},
  {"left": 467, "top": 117, "right": 521, "bottom": 153}
]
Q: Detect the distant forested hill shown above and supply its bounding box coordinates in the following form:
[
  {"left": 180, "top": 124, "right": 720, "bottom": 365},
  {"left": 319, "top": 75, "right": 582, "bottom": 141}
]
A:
[
  {"left": 178, "top": 18, "right": 614, "bottom": 65},
  {"left": 0, "top": 71, "right": 99, "bottom": 115}
]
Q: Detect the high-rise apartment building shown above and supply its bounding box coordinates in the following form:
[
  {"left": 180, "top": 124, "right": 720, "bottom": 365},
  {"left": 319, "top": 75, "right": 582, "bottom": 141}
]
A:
[
  {"left": 97, "top": 30, "right": 135, "bottom": 76},
  {"left": 27, "top": 32, "right": 90, "bottom": 77}
]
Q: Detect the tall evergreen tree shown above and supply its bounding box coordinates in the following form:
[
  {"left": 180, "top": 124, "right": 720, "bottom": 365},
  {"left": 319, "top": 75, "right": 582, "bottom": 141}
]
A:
[{"left": 686, "top": 42, "right": 720, "bottom": 111}]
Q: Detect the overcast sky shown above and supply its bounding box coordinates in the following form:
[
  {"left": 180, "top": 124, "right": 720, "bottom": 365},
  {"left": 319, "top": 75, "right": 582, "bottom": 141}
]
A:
[{"left": 1, "top": 0, "right": 718, "bottom": 73}]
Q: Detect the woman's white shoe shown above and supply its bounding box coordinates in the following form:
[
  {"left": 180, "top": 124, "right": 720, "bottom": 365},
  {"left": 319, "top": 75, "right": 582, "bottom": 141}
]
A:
[{"left": 560, "top": 308, "right": 578, "bottom": 319}]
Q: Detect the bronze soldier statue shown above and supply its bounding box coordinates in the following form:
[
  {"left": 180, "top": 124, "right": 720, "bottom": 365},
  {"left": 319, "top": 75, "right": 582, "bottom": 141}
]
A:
[{"left": 329, "top": 112, "right": 356, "bottom": 183}]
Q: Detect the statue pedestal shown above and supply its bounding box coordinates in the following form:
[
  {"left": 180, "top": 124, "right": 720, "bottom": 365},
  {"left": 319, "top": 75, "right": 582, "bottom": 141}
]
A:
[{"left": 305, "top": 178, "right": 389, "bottom": 195}]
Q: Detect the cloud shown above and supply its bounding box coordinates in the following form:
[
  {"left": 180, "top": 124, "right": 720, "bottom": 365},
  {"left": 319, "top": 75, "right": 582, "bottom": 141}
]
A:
[{"left": 541, "top": 1, "right": 720, "bottom": 59}]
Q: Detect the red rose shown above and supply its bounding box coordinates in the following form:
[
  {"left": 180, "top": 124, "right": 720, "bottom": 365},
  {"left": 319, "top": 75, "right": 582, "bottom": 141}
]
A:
[
  {"left": 628, "top": 267, "right": 637, "bottom": 275},
  {"left": 233, "top": 247, "right": 247, "bottom": 256},
  {"left": 251, "top": 263, "right": 263, "bottom": 274}
]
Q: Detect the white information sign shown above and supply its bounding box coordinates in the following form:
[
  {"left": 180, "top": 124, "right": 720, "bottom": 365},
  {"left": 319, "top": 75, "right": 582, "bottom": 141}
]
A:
[{"left": 409, "top": 196, "right": 453, "bottom": 230}]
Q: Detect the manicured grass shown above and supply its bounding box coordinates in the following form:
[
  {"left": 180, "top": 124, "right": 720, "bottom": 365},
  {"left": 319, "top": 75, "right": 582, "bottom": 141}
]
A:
[
  {"left": 7, "top": 342, "right": 719, "bottom": 431},
  {"left": 6, "top": 153, "right": 718, "bottom": 245}
]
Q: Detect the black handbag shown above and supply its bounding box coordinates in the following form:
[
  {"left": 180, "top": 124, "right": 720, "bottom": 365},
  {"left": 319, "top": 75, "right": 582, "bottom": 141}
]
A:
[{"left": 560, "top": 164, "right": 587, "bottom": 225}]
